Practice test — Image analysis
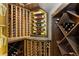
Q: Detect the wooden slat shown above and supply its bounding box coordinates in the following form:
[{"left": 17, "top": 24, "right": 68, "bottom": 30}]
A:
[
  {"left": 34, "top": 40, "right": 37, "bottom": 56},
  {"left": 15, "top": 6, "right": 18, "bottom": 37},
  {"left": 24, "top": 40, "right": 26, "bottom": 56},
  {"left": 25, "top": 9, "right": 29, "bottom": 36},
  {"left": 29, "top": 11, "right": 31, "bottom": 36},
  {"left": 11, "top": 5, "right": 13, "bottom": 37},
  {"left": 19, "top": 7, "right": 21, "bottom": 37}
]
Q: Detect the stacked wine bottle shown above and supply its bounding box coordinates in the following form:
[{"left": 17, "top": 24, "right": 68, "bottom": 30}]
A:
[
  {"left": 59, "top": 13, "right": 76, "bottom": 33},
  {"left": 8, "top": 41, "right": 24, "bottom": 56},
  {"left": 61, "top": 19, "right": 75, "bottom": 33}
]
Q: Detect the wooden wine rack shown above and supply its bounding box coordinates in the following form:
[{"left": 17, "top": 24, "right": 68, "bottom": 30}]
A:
[
  {"left": 31, "top": 9, "right": 47, "bottom": 37},
  {"left": 26, "top": 39, "right": 51, "bottom": 56},
  {"left": 53, "top": 4, "right": 79, "bottom": 56},
  {"left": 6, "top": 3, "right": 50, "bottom": 56},
  {"left": 7, "top": 4, "right": 30, "bottom": 38}
]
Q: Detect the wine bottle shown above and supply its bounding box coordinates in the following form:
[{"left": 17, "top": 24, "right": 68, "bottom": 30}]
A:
[{"left": 62, "top": 19, "right": 75, "bottom": 32}]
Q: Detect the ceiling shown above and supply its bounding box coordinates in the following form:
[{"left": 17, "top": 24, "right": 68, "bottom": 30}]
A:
[
  {"left": 25, "top": 3, "right": 62, "bottom": 14},
  {"left": 25, "top": 3, "right": 40, "bottom": 11}
]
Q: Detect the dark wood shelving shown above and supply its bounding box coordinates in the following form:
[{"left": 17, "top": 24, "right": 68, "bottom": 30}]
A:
[
  {"left": 54, "top": 3, "right": 79, "bottom": 56},
  {"left": 56, "top": 19, "right": 79, "bottom": 56}
]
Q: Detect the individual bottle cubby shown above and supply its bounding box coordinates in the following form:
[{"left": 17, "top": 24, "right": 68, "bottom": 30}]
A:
[
  {"left": 26, "top": 39, "right": 51, "bottom": 56},
  {"left": 31, "top": 9, "right": 47, "bottom": 37},
  {"left": 58, "top": 13, "right": 76, "bottom": 34},
  {"left": 8, "top": 40, "right": 24, "bottom": 56}
]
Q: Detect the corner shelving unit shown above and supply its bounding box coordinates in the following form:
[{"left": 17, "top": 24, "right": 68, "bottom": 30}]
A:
[{"left": 31, "top": 9, "right": 48, "bottom": 37}]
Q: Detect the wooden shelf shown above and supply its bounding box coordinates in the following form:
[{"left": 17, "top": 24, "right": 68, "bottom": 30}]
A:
[
  {"left": 8, "top": 36, "right": 28, "bottom": 43},
  {"left": 33, "top": 13, "right": 44, "bottom": 16},
  {"left": 27, "top": 37, "right": 49, "bottom": 40},
  {"left": 8, "top": 36, "right": 49, "bottom": 43}
]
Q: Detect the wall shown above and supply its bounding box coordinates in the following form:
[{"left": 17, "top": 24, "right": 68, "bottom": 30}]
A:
[{"left": 39, "top": 3, "right": 62, "bottom": 40}]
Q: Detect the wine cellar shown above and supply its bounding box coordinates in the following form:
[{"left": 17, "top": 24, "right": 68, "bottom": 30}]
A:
[{"left": 0, "top": 3, "right": 79, "bottom": 56}]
